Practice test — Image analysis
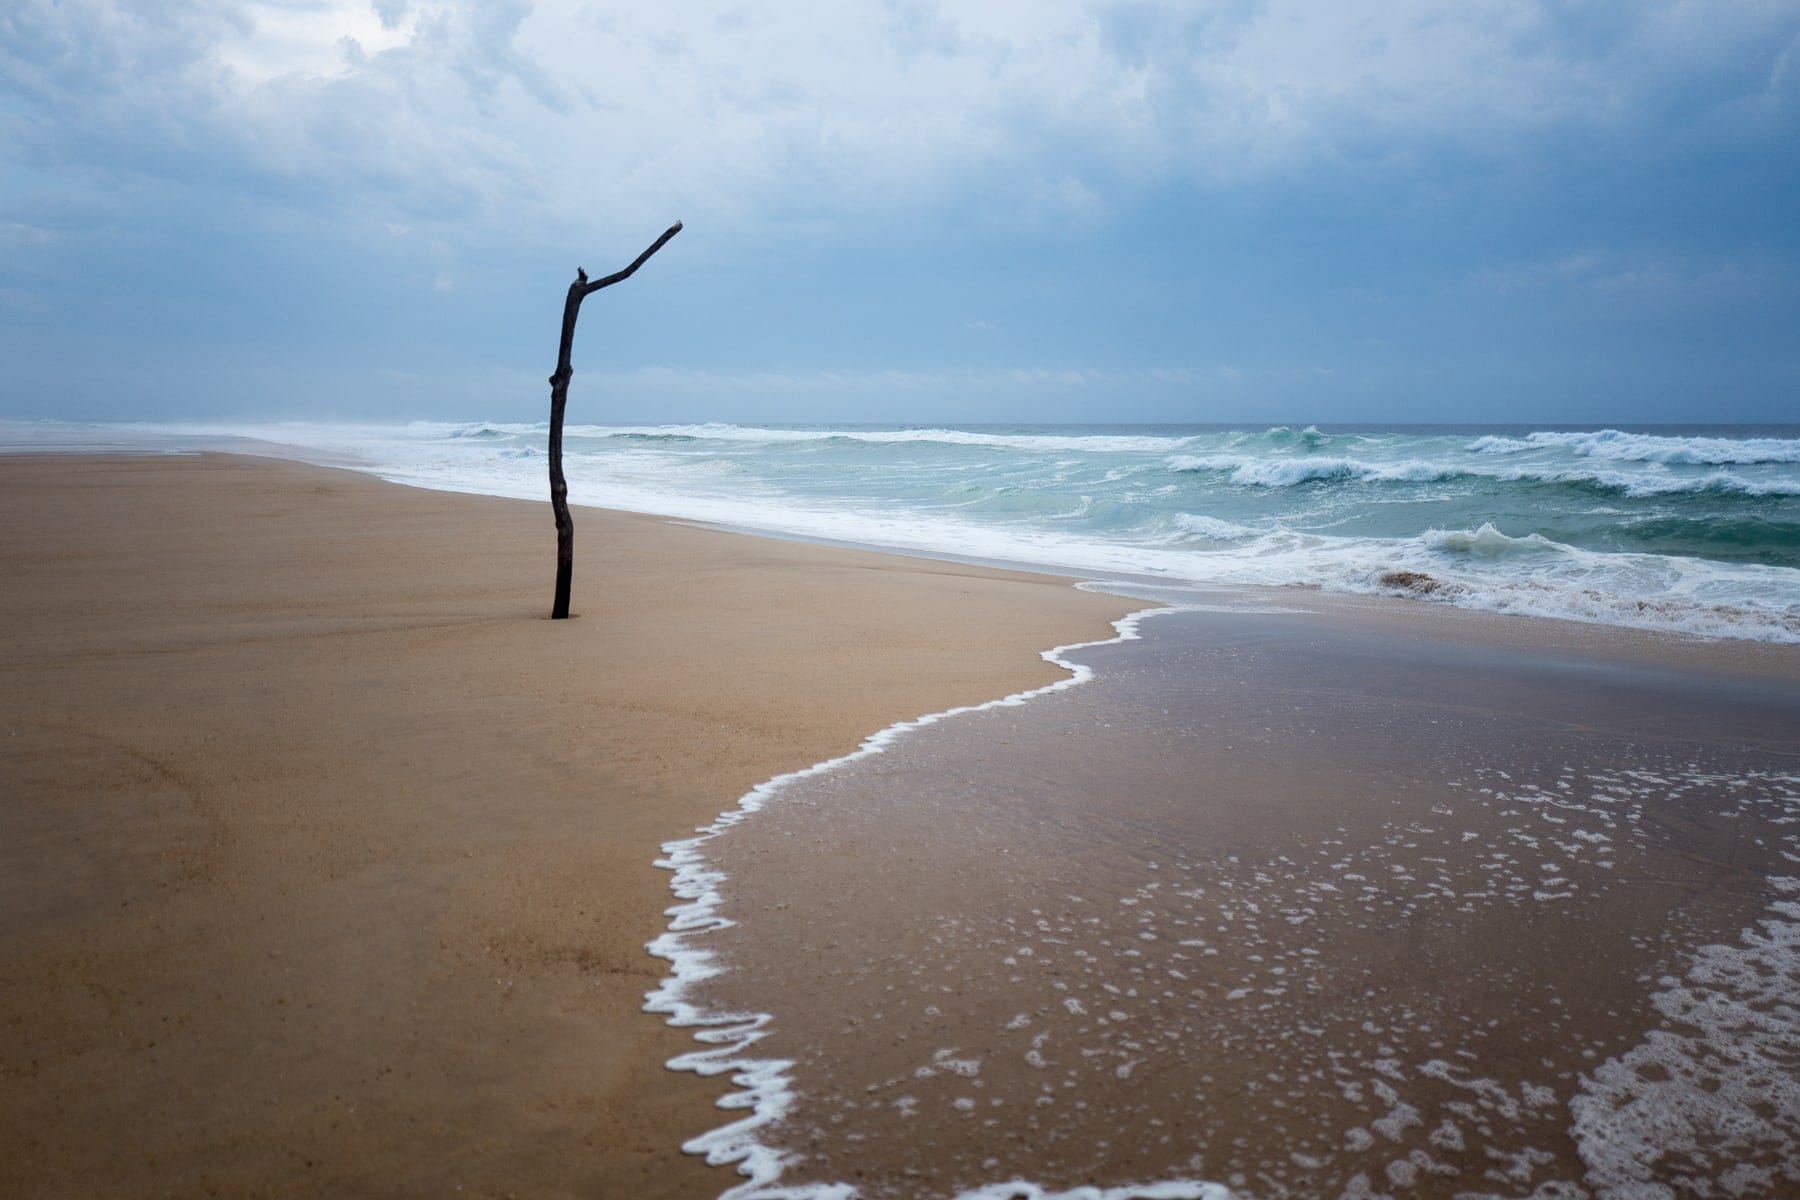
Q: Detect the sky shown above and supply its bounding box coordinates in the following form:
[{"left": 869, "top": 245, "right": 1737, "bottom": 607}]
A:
[{"left": 2, "top": 0, "right": 1798, "bottom": 426}]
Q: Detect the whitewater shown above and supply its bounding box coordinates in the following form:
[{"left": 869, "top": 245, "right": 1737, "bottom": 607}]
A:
[{"left": 6, "top": 420, "right": 1797, "bottom": 642}]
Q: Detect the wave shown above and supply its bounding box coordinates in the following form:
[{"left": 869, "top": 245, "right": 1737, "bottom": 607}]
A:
[
  {"left": 1498, "top": 467, "right": 1800, "bottom": 499},
  {"left": 1617, "top": 514, "right": 1800, "bottom": 563},
  {"left": 564, "top": 423, "right": 1201, "bottom": 454},
  {"left": 1469, "top": 429, "right": 1800, "bottom": 465},
  {"left": 1260, "top": 424, "right": 1331, "bottom": 447},
  {"left": 1355, "top": 524, "right": 1800, "bottom": 641},
  {"left": 598, "top": 423, "right": 1343, "bottom": 455},
  {"left": 1425, "top": 523, "right": 1565, "bottom": 558},
  {"left": 1172, "top": 512, "right": 1260, "bottom": 542},
  {"left": 1166, "top": 454, "right": 1456, "bottom": 487},
  {"left": 408, "top": 425, "right": 1800, "bottom": 494},
  {"left": 1166, "top": 454, "right": 1799, "bottom": 498},
  {"left": 14, "top": 419, "right": 1797, "bottom": 643},
  {"left": 419, "top": 420, "right": 547, "bottom": 439}
]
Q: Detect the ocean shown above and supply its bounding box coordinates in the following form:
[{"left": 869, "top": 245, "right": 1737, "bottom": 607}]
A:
[{"left": 9, "top": 420, "right": 1797, "bottom": 642}]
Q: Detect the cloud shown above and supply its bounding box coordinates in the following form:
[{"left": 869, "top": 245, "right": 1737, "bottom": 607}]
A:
[
  {"left": 0, "top": 0, "right": 553, "bottom": 228},
  {"left": 1470, "top": 249, "right": 1793, "bottom": 308},
  {"left": 7, "top": 0, "right": 1796, "bottom": 252},
  {"left": 4, "top": 1, "right": 1798, "bottom": 428},
  {"left": 215, "top": 0, "right": 415, "bottom": 84}
]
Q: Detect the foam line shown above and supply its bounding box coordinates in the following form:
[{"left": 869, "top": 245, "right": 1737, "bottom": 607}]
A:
[
  {"left": 9, "top": 418, "right": 1796, "bottom": 645},
  {"left": 642, "top": 602, "right": 1240, "bottom": 1200}
]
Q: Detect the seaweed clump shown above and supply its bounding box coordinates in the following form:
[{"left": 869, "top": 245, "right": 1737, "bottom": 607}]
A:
[{"left": 1379, "top": 569, "right": 1443, "bottom": 595}]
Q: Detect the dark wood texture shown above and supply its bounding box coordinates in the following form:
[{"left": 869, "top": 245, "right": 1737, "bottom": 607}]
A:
[{"left": 548, "top": 221, "right": 682, "bottom": 619}]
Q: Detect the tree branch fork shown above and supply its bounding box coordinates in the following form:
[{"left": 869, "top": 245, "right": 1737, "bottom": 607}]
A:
[{"left": 546, "top": 221, "right": 683, "bottom": 619}]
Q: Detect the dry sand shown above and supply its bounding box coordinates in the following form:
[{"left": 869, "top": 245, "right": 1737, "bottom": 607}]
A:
[{"left": 0, "top": 453, "right": 1139, "bottom": 1199}]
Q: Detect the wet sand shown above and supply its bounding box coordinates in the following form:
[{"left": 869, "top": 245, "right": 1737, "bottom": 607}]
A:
[
  {"left": 692, "top": 601, "right": 1800, "bottom": 1198},
  {"left": 0, "top": 453, "right": 1139, "bottom": 1198}
]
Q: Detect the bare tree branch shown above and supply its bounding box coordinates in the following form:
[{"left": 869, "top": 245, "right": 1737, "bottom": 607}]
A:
[
  {"left": 547, "top": 221, "right": 683, "bottom": 620},
  {"left": 581, "top": 221, "right": 683, "bottom": 295}
]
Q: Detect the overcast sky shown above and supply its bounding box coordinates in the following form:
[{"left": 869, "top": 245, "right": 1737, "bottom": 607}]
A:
[{"left": 3, "top": 0, "right": 1798, "bottom": 425}]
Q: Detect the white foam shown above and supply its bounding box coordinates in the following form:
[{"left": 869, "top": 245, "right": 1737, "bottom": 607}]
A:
[
  {"left": 1171, "top": 513, "right": 1260, "bottom": 542},
  {"left": 1570, "top": 879, "right": 1800, "bottom": 1197},
  {"left": 1166, "top": 454, "right": 1455, "bottom": 487},
  {"left": 1424, "top": 523, "right": 1564, "bottom": 558},
  {"left": 643, "top": 605, "right": 1251, "bottom": 1200},
  {"left": 13, "top": 419, "right": 1795, "bottom": 642},
  {"left": 1171, "top": 447, "right": 1800, "bottom": 497},
  {"left": 591, "top": 422, "right": 1202, "bottom": 455},
  {"left": 1493, "top": 466, "right": 1800, "bottom": 498},
  {"left": 1470, "top": 429, "right": 1800, "bottom": 466}
]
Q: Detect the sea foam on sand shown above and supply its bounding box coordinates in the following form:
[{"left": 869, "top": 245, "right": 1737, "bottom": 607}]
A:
[
  {"left": 642, "top": 606, "right": 1250, "bottom": 1200},
  {"left": 643, "top": 600, "right": 1800, "bottom": 1200}
]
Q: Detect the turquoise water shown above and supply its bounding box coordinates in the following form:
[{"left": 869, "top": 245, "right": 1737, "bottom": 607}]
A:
[{"left": 7, "top": 420, "right": 1799, "bottom": 641}]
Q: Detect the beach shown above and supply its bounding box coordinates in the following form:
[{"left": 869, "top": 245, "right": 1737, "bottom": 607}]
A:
[
  {"left": 4, "top": 448, "right": 1798, "bottom": 1200},
  {"left": 8, "top": 0, "right": 1800, "bottom": 1185},
  {"left": 0, "top": 452, "right": 1138, "bottom": 1198},
  {"left": 690, "top": 601, "right": 1800, "bottom": 1197}
]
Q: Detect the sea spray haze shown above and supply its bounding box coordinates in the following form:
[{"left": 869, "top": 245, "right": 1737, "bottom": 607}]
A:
[{"left": 8, "top": 421, "right": 1798, "bottom": 641}]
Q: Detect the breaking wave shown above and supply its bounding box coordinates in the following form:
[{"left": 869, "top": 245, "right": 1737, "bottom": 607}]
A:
[
  {"left": 1470, "top": 428, "right": 1800, "bottom": 465},
  {"left": 8, "top": 418, "right": 1796, "bottom": 643}
]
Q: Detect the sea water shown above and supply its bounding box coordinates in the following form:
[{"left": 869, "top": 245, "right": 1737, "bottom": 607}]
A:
[
  {"left": 8, "top": 420, "right": 1796, "bottom": 642},
  {"left": 650, "top": 605, "right": 1800, "bottom": 1200}
]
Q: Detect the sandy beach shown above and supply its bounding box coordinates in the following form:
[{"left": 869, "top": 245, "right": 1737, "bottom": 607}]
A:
[
  {"left": 0, "top": 453, "right": 1139, "bottom": 1198},
  {"left": 695, "top": 601, "right": 1800, "bottom": 1197},
  {"left": 8, "top": 0, "right": 1797, "bottom": 1188},
  {"left": 6, "top": 450, "right": 1799, "bottom": 1200}
]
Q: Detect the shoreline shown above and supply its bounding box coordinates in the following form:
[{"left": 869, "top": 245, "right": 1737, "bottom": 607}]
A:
[
  {"left": 645, "top": 605, "right": 1168, "bottom": 1200},
  {"left": 0, "top": 452, "right": 1140, "bottom": 1198},
  {"left": 5, "top": 450, "right": 1796, "bottom": 1198},
  {"left": 6, "top": 419, "right": 1795, "bottom": 650},
  {"left": 630, "top": 522, "right": 1796, "bottom": 1196},
  {"left": 675, "top": 600, "right": 1800, "bottom": 1198}
]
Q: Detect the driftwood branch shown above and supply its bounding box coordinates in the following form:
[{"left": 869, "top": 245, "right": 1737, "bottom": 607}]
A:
[
  {"left": 548, "top": 220, "right": 682, "bottom": 620},
  {"left": 579, "top": 221, "right": 684, "bottom": 295}
]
